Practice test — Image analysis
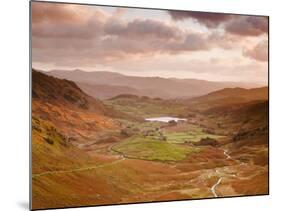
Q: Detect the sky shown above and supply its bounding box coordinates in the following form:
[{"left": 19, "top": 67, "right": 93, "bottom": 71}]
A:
[{"left": 31, "top": 2, "right": 268, "bottom": 84}]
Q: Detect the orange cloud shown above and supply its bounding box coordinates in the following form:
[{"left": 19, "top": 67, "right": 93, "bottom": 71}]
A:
[{"left": 32, "top": 2, "right": 91, "bottom": 24}]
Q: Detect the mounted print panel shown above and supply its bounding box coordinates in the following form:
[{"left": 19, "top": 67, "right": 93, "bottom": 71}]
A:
[{"left": 30, "top": 1, "right": 269, "bottom": 210}]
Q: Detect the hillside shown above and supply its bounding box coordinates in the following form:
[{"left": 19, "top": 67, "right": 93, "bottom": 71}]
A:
[
  {"left": 231, "top": 100, "right": 268, "bottom": 134},
  {"left": 32, "top": 70, "right": 136, "bottom": 209},
  {"left": 32, "top": 70, "right": 269, "bottom": 209},
  {"left": 32, "top": 117, "right": 94, "bottom": 174},
  {"left": 33, "top": 69, "right": 106, "bottom": 112},
  {"left": 186, "top": 86, "right": 268, "bottom": 111},
  {"left": 32, "top": 69, "right": 119, "bottom": 140},
  {"left": 46, "top": 69, "right": 260, "bottom": 99},
  {"left": 181, "top": 86, "right": 269, "bottom": 148},
  {"left": 208, "top": 100, "right": 269, "bottom": 134}
]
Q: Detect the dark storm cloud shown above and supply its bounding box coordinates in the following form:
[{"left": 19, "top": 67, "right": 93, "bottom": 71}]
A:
[
  {"left": 225, "top": 16, "right": 268, "bottom": 36},
  {"left": 168, "top": 10, "right": 268, "bottom": 37},
  {"left": 168, "top": 10, "right": 232, "bottom": 27}
]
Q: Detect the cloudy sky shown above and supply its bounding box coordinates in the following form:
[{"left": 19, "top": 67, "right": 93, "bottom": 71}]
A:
[{"left": 32, "top": 2, "right": 268, "bottom": 84}]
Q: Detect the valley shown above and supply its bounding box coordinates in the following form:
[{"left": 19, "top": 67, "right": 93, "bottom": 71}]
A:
[{"left": 32, "top": 70, "right": 268, "bottom": 209}]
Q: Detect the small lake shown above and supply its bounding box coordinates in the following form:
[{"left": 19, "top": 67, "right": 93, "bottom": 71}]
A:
[{"left": 145, "top": 116, "right": 187, "bottom": 123}]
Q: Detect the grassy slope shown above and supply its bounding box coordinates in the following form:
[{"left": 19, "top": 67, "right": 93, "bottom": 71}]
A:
[
  {"left": 32, "top": 70, "right": 123, "bottom": 209},
  {"left": 31, "top": 117, "right": 108, "bottom": 209},
  {"left": 32, "top": 116, "right": 145, "bottom": 209},
  {"left": 32, "top": 100, "right": 118, "bottom": 140},
  {"left": 32, "top": 117, "right": 95, "bottom": 174}
]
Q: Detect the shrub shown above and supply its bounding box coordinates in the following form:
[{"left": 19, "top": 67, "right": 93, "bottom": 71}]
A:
[{"left": 44, "top": 137, "right": 54, "bottom": 145}]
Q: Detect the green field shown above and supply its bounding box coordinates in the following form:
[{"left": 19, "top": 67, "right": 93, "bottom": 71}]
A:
[{"left": 112, "top": 135, "right": 200, "bottom": 161}]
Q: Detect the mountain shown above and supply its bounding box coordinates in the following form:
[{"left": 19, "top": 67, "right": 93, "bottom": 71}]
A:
[
  {"left": 33, "top": 69, "right": 106, "bottom": 112},
  {"left": 186, "top": 86, "right": 268, "bottom": 112},
  {"left": 46, "top": 69, "right": 260, "bottom": 99},
  {"left": 183, "top": 86, "right": 268, "bottom": 144},
  {"left": 32, "top": 69, "right": 119, "bottom": 139},
  {"left": 32, "top": 70, "right": 124, "bottom": 208}
]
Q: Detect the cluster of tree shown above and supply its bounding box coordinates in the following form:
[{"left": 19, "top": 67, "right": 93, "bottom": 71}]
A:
[
  {"left": 141, "top": 128, "right": 167, "bottom": 141},
  {"left": 120, "top": 126, "right": 140, "bottom": 137},
  {"left": 194, "top": 137, "right": 219, "bottom": 147}
]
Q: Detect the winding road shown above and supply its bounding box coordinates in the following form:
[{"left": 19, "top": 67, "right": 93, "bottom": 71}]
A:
[
  {"left": 32, "top": 157, "right": 125, "bottom": 178},
  {"left": 33, "top": 143, "right": 125, "bottom": 178}
]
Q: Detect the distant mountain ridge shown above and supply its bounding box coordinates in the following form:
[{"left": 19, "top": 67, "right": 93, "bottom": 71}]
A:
[
  {"left": 45, "top": 69, "right": 261, "bottom": 99},
  {"left": 77, "top": 82, "right": 143, "bottom": 100}
]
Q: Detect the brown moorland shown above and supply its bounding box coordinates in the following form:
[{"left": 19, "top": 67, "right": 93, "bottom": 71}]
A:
[{"left": 32, "top": 70, "right": 268, "bottom": 209}]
